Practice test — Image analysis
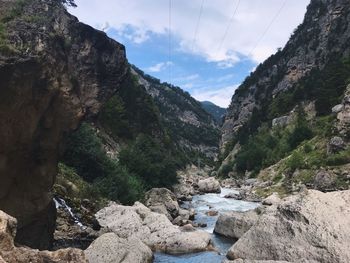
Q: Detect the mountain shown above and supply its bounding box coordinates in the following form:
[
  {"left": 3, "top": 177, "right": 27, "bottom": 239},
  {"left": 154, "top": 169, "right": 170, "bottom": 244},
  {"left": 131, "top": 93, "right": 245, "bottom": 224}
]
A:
[
  {"left": 218, "top": 0, "right": 350, "bottom": 196},
  {"left": 200, "top": 101, "right": 226, "bottom": 124},
  {"left": 131, "top": 66, "right": 220, "bottom": 161}
]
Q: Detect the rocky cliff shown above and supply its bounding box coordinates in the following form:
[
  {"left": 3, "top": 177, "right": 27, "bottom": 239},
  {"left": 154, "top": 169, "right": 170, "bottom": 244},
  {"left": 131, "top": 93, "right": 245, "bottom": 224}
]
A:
[
  {"left": 131, "top": 66, "right": 220, "bottom": 161},
  {"left": 0, "top": 0, "right": 127, "bottom": 249},
  {"left": 222, "top": 0, "right": 350, "bottom": 148},
  {"left": 218, "top": 0, "right": 350, "bottom": 195}
]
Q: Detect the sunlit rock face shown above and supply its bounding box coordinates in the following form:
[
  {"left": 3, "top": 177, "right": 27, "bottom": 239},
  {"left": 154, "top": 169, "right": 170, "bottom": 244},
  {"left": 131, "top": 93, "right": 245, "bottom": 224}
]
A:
[
  {"left": 0, "top": 0, "right": 127, "bottom": 249},
  {"left": 221, "top": 0, "right": 350, "bottom": 150}
]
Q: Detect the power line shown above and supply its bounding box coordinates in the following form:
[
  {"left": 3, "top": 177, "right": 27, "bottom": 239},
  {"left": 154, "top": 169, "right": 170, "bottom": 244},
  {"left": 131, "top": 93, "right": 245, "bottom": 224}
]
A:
[
  {"left": 216, "top": 0, "right": 241, "bottom": 57},
  {"left": 192, "top": 0, "right": 205, "bottom": 51},
  {"left": 248, "top": 0, "right": 287, "bottom": 58}
]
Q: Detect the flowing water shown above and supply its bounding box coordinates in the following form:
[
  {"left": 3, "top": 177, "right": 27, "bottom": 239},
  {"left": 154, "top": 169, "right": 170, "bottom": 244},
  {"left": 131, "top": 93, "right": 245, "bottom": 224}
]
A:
[
  {"left": 54, "top": 197, "right": 86, "bottom": 228},
  {"left": 154, "top": 188, "right": 260, "bottom": 263}
]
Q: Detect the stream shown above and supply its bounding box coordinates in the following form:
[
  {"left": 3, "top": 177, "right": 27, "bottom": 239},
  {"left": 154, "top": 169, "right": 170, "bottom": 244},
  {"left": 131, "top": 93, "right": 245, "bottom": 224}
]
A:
[{"left": 154, "top": 188, "right": 260, "bottom": 263}]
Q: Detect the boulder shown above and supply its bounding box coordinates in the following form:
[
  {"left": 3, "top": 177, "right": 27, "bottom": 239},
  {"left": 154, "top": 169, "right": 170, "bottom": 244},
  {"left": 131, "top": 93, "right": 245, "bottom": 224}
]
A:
[
  {"left": 214, "top": 209, "right": 260, "bottom": 240},
  {"left": 327, "top": 136, "right": 345, "bottom": 154},
  {"left": 144, "top": 188, "right": 180, "bottom": 220},
  {"left": 95, "top": 202, "right": 211, "bottom": 254},
  {"left": 332, "top": 104, "right": 344, "bottom": 114},
  {"left": 262, "top": 193, "right": 281, "bottom": 206},
  {"left": 198, "top": 177, "right": 221, "bottom": 193},
  {"left": 227, "top": 190, "right": 350, "bottom": 262},
  {"left": 206, "top": 210, "right": 219, "bottom": 216},
  {"left": 0, "top": 210, "right": 87, "bottom": 263},
  {"left": 224, "top": 192, "right": 243, "bottom": 200},
  {"left": 313, "top": 170, "right": 337, "bottom": 191},
  {"left": 85, "top": 233, "right": 153, "bottom": 263}
]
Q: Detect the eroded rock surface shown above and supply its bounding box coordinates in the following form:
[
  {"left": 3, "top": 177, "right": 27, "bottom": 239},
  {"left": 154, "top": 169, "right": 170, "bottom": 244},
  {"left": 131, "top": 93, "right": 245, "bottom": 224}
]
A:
[
  {"left": 85, "top": 233, "right": 153, "bottom": 263},
  {"left": 0, "top": 0, "right": 127, "bottom": 249},
  {"left": 214, "top": 209, "right": 260, "bottom": 240},
  {"left": 144, "top": 188, "right": 180, "bottom": 220},
  {"left": 0, "top": 210, "right": 87, "bottom": 263},
  {"left": 227, "top": 190, "right": 350, "bottom": 263},
  {"left": 198, "top": 177, "right": 221, "bottom": 193},
  {"left": 95, "top": 202, "right": 211, "bottom": 254}
]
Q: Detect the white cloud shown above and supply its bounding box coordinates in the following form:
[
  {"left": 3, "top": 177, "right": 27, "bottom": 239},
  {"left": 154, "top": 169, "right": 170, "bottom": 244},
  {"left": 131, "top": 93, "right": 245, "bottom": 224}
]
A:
[
  {"left": 70, "top": 0, "right": 309, "bottom": 65},
  {"left": 191, "top": 85, "right": 239, "bottom": 108},
  {"left": 147, "top": 61, "right": 173, "bottom": 73}
]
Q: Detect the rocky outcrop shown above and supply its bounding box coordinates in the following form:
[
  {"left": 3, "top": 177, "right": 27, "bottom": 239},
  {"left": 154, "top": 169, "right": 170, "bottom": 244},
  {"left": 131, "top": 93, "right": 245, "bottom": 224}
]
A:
[
  {"left": 227, "top": 190, "right": 350, "bottom": 262},
  {"left": 336, "top": 84, "right": 350, "bottom": 138},
  {"left": 144, "top": 188, "right": 180, "bottom": 220},
  {"left": 0, "top": 210, "right": 87, "bottom": 263},
  {"left": 85, "top": 233, "right": 153, "bottom": 263},
  {"left": 214, "top": 209, "right": 260, "bottom": 240},
  {"left": 262, "top": 193, "right": 281, "bottom": 206},
  {"left": 313, "top": 170, "right": 337, "bottom": 191},
  {"left": 95, "top": 202, "right": 211, "bottom": 254},
  {"left": 198, "top": 177, "right": 221, "bottom": 193},
  {"left": 0, "top": 0, "right": 127, "bottom": 249},
  {"left": 221, "top": 0, "right": 350, "bottom": 149}
]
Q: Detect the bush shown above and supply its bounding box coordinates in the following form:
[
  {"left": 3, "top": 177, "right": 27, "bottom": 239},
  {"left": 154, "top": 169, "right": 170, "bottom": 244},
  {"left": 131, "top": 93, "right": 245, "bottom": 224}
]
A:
[
  {"left": 286, "top": 151, "right": 304, "bottom": 172},
  {"left": 62, "top": 123, "right": 145, "bottom": 204}
]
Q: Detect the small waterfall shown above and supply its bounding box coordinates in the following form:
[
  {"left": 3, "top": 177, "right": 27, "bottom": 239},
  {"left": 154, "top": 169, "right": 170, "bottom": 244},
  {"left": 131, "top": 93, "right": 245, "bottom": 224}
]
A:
[{"left": 54, "top": 197, "right": 86, "bottom": 229}]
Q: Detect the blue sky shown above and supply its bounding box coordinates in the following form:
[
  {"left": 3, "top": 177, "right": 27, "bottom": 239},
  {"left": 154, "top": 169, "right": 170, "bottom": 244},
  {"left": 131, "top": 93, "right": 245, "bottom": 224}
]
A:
[{"left": 69, "top": 0, "right": 309, "bottom": 107}]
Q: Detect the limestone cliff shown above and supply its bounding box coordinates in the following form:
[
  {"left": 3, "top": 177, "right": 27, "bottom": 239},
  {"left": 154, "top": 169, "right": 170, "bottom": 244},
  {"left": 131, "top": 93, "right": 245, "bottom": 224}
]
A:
[
  {"left": 222, "top": 0, "right": 350, "bottom": 148},
  {"left": 0, "top": 0, "right": 127, "bottom": 249}
]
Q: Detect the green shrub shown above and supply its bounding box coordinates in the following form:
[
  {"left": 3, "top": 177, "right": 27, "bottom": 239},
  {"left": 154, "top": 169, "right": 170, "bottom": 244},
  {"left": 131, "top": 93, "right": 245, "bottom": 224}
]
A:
[
  {"left": 286, "top": 151, "right": 304, "bottom": 172},
  {"left": 326, "top": 148, "right": 350, "bottom": 166}
]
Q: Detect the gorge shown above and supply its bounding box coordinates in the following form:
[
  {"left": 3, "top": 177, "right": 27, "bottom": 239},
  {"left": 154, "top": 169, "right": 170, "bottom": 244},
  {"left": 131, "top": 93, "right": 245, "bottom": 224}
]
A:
[{"left": 0, "top": 0, "right": 350, "bottom": 262}]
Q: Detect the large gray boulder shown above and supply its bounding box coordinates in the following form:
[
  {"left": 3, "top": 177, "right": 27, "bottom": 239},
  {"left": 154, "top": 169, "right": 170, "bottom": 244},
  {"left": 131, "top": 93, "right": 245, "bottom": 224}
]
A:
[
  {"left": 95, "top": 202, "right": 211, "bottom": 254},
  {"left": 198, "top": 177, "right": 221, "bottom": 193},
  {"left": 85, "top": 233, "right": 153, "bottom": 263},
  {"left": 144, "top": 188, "right": 180, "bottom": 220},
  {"left": 227, "top": 190, "right": 350, "bottom": 263},
  {"left": 214, "top": 209, "right": 260, "bottom": 240}
]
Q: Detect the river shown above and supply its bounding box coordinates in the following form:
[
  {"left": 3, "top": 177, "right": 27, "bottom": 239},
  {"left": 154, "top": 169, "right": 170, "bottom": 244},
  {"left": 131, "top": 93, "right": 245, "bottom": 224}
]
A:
[{"left": 154, "top": 188, "right": 260, "bottom": 263}]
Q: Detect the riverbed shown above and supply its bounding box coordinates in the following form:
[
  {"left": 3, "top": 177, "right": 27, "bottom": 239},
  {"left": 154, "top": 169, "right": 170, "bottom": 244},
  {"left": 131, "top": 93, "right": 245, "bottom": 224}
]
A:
[{"left": 154, "top": 188, "right": 260, "bottom": 263}]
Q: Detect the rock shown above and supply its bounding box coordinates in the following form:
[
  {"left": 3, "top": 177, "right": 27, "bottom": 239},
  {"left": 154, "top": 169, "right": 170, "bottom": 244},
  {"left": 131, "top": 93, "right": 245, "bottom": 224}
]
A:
[
  {"left": 227, "top": 190, "right": 350, "bottom": 262},
  {"left": 327, "top": 136, "right": 345, "bottom": 154},
  {"left": 332, "top": 104, "right": 344, "bottom": 113},
  {"left": 180, "top": 224, "right": 196, "bottom": 232},
  {"left": 85, "top": 233, "right": 153, "bottom": 263},
  {"left": 95, "top": 202, "right": 211, "bottom": 254},
  {"left": 198, "top": 177, "right": 221, "bottom": 193},
  {"left": 224, "top": 192, "right": 243, "bottom": 200},
  {"left": 0, "top": 0, "right": 127, "bottom": 249},
  {"left": 243, "top": 178, "right": 258, "bottom": 186},
  {"left": 144, "top": 188, "right": 180, "bottom": 220},
  {"left": 221, "top": 178, "right": 240, "bottom": 188},
  {"left": 313, "top": 170, "right": 337, "bottom": 191},
  {"left": 214, "top": 209, "right": 260, "bottom": 240},
  {"left": 172, "top": 184, "right": 194, "bottom": 201},
  {"left": 206, "top": 210, "right": 219, "bottom": 216},
  {"left": 272, "top": 115, "right": 291, "bottom": 127},
  {"left": 262, "top": 193, "right": 281, "bottom": 206},
  {"left": 239, "top": 189, "right": 262, "bottom": 202},
  {"left": 0, "top": 210, "right": 87, "bottom": 263}
]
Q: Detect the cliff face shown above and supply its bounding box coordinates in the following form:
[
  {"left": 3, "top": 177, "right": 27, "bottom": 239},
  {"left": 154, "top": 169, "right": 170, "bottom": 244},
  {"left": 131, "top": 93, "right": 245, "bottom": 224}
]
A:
[
  {"left": 131, "top": 66, "right": 220, "bottom": 161},
  {"left": 222, "top": 0, "right": 350, "bottom": 149},
  {"left": 0, "top": 0, "right": 127, "bottom": 249}
]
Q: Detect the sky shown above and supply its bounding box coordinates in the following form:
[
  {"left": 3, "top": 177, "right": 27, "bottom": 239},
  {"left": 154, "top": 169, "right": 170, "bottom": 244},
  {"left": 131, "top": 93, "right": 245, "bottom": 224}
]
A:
[{"left": 69, "top": 0, "right": 310, "bottom": 107}]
